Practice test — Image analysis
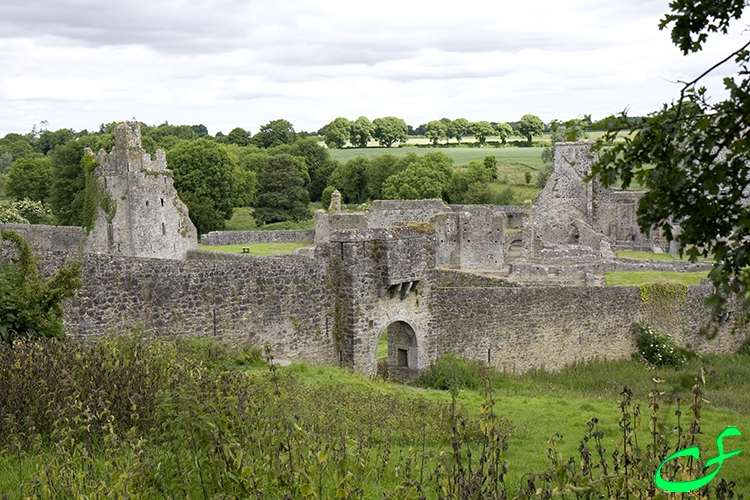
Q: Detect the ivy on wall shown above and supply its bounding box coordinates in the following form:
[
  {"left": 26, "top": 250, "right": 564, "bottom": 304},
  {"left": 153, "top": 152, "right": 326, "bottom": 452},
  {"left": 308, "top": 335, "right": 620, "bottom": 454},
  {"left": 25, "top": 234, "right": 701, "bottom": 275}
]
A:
[
  {"left": 637, "top": 280, "right": 688, "bottom": 334},
  {"left": 81, "top": 153, "right": 116, "bottom": 233}
]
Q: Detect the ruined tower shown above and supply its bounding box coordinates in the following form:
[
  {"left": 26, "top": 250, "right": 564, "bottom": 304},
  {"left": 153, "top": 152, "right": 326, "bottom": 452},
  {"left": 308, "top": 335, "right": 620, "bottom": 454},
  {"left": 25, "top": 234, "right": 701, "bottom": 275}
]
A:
[{"left": 84, "top": 122, "right": 197, "bottom": 259}]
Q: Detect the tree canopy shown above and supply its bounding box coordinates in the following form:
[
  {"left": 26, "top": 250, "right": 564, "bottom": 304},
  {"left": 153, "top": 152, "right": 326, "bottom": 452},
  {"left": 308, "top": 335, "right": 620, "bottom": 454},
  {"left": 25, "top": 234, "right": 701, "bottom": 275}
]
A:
[
  {"left": 7, "top": 157, "right": 53, "bottom": 203},
  {"left": 516, "top": 114, "right": 545, "bottom": 146},
  {"left": 349, "top": 116, "right": 374, "bottom": 148},
  {"left": 590, "top": 0, "right": 750, "bottom": 318},
  {"left": 167, "top": 139, "right": 236, "bottom": 233},
  {"left": 252, "top": 119, "right": 296, "bottom": 148},
  {"left": 381, "top": 152, "right": 453, "bottom": 200},
  {"left": 372, "top": 117, "right": 408, "bottom": 148},
  {"left": 324, "top": 117, "right": 351, "bottom": 149},
  {"left": 424, "top": 120, "right": 448, "bottom": 146},
  {"left": 253, "top": 154, "right": 311, "bottom": 224},
  {"left": 468, "top": 121, "right": 495, "bottom": 146}
]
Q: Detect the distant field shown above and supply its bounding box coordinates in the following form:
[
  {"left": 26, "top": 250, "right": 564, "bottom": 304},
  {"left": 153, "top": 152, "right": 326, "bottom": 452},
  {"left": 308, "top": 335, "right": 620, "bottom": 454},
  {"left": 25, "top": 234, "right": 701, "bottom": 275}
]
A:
[
  {"left": 328, "top": 147, "right": 545, "bottom": 170},
  {"left": 617, "top": 250, "right": 712, "bottom": 262}
]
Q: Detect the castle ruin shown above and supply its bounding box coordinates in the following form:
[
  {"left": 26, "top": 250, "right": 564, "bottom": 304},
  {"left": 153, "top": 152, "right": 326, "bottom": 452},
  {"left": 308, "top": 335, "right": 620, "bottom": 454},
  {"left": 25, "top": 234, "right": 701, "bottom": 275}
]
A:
[{"left": 1, "top": 130, "right": 743, "bottom": 379}]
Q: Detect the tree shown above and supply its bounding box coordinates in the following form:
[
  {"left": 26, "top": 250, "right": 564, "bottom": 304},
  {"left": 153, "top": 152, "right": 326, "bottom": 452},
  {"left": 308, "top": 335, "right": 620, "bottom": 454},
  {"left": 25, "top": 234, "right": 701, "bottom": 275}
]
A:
[
  {"left": 167, "top": 139, "right": 236, "bottom": 231},
  {"left": 49, "top": 136, "right": 105, "bottom": 226},
  {"left": 424, "top": 120, "right": 448, "bottom": 146},
  {"left": 365, "top": 154, "right": 403, "bottom": 200},
  {"left": 0, "top": 230, "right": 82, "bottom": 343},
  {"left": 291, "top": 137, "right": 332, "bottom": 202},
  {"left": 447, "top": 118, "right": 469, "bottom": 144},
  {"left": 589, "top": 0, "right": 750, "bottom": 318},
  {"left": 252, "top": 119, "right": 296, "bottom": 148},
  {"left": 381, "top": 152, "right": 453, "bottom": 200},
  {"left": 372, "top": 117, "right": 409, "bottom": 147},
  {"left": 446, "top": 162, "right": 492, "bottom": 203},
  {"left": 226, "top": 127, "right": 251, "bottom": 147},
  {"left": 329, "top": 157, "right": 369, "bottom": 204},
  {"left": 349, "top": 116, "right": 374, "bottom": 148},
  {"left": 7, "top": 157, "right": 53, "bottom": 202},
  {"left": 253, "top": 154, "right": 311, "bottom": 224},
  {"left": 494, "top": 122, "right": 513, "bottom": 145},
  {"left": 323, "top": 117, "right": 351, "bottom": 149},
  {"left": 483, "top": 155, "right": 498, "bottom": 180},
  {"left": 468, "top": 121, "right": 495, "bottom": 147},
  {"left": 516, "top": 114, "right": 545, "bottom": 146},
  {"left": 36, "top": 129, "right": 75, "bottom": 155}
]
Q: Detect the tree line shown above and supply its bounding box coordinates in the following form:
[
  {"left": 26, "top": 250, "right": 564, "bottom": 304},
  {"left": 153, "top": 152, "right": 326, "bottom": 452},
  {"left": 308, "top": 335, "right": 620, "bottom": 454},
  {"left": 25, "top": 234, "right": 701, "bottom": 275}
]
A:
[
  {"left": 0, "top": 113, "right": 620, "bottom": 236},
  {"left": 320, "top": 114, "right": 546, "bottom": 148}
]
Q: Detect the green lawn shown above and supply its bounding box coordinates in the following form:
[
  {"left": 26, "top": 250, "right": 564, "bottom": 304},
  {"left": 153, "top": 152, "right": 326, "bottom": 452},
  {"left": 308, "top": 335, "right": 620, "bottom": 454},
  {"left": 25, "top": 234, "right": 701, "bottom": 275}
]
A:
[
  {"left": 618, "top": 250, "right": 712, "bottom": 262},
  {"left": 605, "top": 270, "right": 709, "bottom": 286},
  {"left": 198, "top": 242, "right": 311, "bottom": 255},
  {"left": 328, "top": 146, "right": 545, "bottom": 170}
]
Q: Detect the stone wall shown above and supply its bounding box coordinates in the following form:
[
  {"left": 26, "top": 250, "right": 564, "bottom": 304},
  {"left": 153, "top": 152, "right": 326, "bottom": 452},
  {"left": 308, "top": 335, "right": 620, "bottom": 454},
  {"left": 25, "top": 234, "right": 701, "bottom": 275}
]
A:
[
  {"left": 200, "top": 229, "right": 315, "bottom": 246},
  {"left": 434, "top": 282, "right": 746, "bottom": 373},
  {"left": 39, "top": 251, "right": 337, "bottom": 365},
  {"left": 0, "top": 223, "right": 85, "bottom": 251}
]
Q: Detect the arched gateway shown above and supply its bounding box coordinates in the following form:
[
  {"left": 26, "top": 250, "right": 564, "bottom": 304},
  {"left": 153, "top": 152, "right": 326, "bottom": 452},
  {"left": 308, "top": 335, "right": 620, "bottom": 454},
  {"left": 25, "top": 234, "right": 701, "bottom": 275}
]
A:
[{"left": 377, "top": 320, "right": 419, "bottom": 380}]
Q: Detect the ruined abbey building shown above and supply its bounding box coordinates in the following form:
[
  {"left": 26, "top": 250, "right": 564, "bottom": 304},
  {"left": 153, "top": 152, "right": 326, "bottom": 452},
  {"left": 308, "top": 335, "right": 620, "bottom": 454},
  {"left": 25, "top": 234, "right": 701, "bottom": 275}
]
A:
[{"left": 0, "top": 126, "right": 743, "bottom": 379}]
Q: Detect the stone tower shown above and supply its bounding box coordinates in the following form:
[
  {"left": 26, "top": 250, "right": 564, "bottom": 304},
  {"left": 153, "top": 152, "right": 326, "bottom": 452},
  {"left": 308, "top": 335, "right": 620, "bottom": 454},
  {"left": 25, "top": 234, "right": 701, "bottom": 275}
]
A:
[{"left": 84, "top": 122, "right": 197, "bottom": 259}]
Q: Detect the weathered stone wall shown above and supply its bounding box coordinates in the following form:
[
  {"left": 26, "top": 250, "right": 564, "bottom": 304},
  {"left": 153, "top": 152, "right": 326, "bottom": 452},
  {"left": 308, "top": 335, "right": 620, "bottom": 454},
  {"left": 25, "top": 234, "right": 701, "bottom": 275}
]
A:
[
  {"left": 85, "top": 122, "right": 197, "bottom": 259},
  {"left": 0, "top": 223, "right": 85, "bottom": 251},
  {"left": 368, "top": 199, "right": 449, "bottom": 227},
  {"left": 449, "top": 204, "right": 526, "bottom": 228},
  {"left": 35, "top": 251, "right": 337, "bottom": 365},
  {"left": 200, "top": 229, "right": 315, "bottom": 246},
  {"left": 434, "top": 282, "right": 746, "bottom": 373}
]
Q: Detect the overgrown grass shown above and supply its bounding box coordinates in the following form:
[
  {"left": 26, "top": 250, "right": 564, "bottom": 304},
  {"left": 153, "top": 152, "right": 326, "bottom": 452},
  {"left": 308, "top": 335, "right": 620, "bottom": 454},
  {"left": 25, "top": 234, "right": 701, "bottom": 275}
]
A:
[
  {"left": 198, "top": 242, "right": 312, "bottom": 255},
  {"left": 3, "top": 336, "right": 748, "bottom": 497},
  {"left": 605, "top": 270, "right": 709, "bottom": 286}
]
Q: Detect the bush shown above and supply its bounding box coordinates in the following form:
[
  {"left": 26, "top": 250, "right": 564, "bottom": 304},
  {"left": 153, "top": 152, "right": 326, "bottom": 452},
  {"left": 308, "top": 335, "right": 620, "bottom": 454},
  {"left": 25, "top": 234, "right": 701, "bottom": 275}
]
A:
[
  {"left": 634, "top": 322, "right": 685, "bottom": 367},
  {"left": 0, "top": 230, "right": 82, "bottom": 342},
  {"left": 413, "top": 353, "right": 484, "bottom": 390}
]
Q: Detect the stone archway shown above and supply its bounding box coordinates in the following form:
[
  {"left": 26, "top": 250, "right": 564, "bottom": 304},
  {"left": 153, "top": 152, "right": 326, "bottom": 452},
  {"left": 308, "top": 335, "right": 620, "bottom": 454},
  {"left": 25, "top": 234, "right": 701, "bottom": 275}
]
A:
[{"left": 376, "top": 320, "right": 419, "bottom": 381}]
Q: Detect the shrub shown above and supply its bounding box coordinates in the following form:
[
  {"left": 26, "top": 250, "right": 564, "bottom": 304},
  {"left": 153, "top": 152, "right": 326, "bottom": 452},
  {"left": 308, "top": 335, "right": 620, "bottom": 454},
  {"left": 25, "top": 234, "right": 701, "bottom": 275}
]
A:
[
  {"left": 634, "top": 322, "right": 685, "bottom": 367},
  {"left": 413, "top": 353, "right": 484, "bottom": 390},
  {"left": 0, "top": 230, "right": 82, "bottom": 342}
]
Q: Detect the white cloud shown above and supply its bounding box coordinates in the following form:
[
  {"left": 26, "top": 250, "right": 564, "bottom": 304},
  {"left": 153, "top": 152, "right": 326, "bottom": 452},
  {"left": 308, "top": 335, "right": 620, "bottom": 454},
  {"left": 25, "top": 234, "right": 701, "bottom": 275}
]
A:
[{"left": 0, "top": 0, "right": 748, "bottom": 135}]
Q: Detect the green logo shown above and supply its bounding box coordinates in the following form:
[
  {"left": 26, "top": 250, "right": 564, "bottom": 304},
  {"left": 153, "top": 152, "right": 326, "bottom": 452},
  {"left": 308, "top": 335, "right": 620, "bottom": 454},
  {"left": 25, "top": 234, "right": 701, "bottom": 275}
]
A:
[{"left": 655, "top": 426, "right": 743, "bottom": 493}]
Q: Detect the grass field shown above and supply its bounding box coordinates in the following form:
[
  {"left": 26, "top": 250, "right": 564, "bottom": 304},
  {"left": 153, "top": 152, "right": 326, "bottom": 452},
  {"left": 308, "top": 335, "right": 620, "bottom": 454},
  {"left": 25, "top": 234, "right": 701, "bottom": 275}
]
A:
[
  {"left": 605, "top": 270, "right": 709, "bottom": 286},
  {"left": 328, "top": 146, "right": 546, "bottom": 170},
  {"left": 198, "top": 242, "right": 311, "bottom": 255},
  {"left": 618, "top": 250, "right": 713, "bottom": 262}
]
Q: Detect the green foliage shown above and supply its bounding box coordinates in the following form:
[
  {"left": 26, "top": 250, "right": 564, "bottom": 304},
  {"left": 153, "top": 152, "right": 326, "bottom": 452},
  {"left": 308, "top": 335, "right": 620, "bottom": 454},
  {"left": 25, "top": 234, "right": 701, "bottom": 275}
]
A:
[
  {"left": 516, "top": 114, "right": 545, "bottom": 146},
  {"left": 81, "top": 152, "right": 115, "bottom": 233},
  {"left": 180, "top": 191, "right": 226, "bottom": 235},
  {"left": 349, "top": 116, "right": 374, "bottom": 148},
  {"left": 0, "top": 230, "right": 82, "bottom": 343},
  {"left": 591, "top": 2, "right": 750, "bottom": 319},
  {"left": 447, "top": 117, "right": 469, "bottom": 144},
  {"left": 372, "top": 116, "right": 408, "bottom": 147},
  {"left": 320, "top": 185, "right": 335, "bottom": 208},
  {"left": 468, "top": 120, "right": 495, "bottom": 146},
  {"left": 0, "top": 204, "right": 28, "bottom": 223},
  {"left": 252, "top": 119, "right": 296, "bottom": 148},
  {"left": 524, "top": 169, "right": 532, "bottom": 184},
  {"left": 6, "top": 156, "right": 53, "bottom": 202},
  {"left": 381, "top": 152, "right": 453, "bottom": 200},
  {"left": 35, "top": 128, "right": 75, "bottom": 155},
  {"left": 494, "top": 122, "right": 513, "bottom": 144},
  {"left": 6, "top": 199, "right": 55, "bottom": 225},
  {"left": 482, "top": 154, "right": 498, "bottom": 180},
  {"left": 446, "top": 162, "right": 491, "bottom": 203},
  {"left": 253, "top": 154, "right": 311, "bottom": 225},
  {"left": 290, "top": 138, "right": 332, "bottom": 202},
  {"left": 365, "top": 153, "right": 404, "bottom": 200},
  {"left": 48, "top": 138, "right": 97, "bottom": 226},
  {"left": 328, "top": 157, "right": 369, "bottom": 204},
  {"left": 634, "top": 322, "right": 686, "bottom": 367},
  {"left": 424, "top": 120, "right": 448, "bottom": 146},
  {"left": 413, "top": 353, "right": 484, "bottom": 390},
  {"left": 226, "top": 126, "right": 251, "bottom": 146},
  {"left": 323, "top": 117, "right": 350, "bottom": 149},
  {"left": 168, "top": 139, "right": 236, "bottom": 228}
]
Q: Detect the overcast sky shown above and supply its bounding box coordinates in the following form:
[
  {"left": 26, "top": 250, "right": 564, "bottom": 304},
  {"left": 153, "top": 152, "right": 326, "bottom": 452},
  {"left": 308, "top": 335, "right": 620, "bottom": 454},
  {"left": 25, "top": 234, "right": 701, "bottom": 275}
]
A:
[{"left": 1, "top": 0, "right": 748, "bottom": 137}]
